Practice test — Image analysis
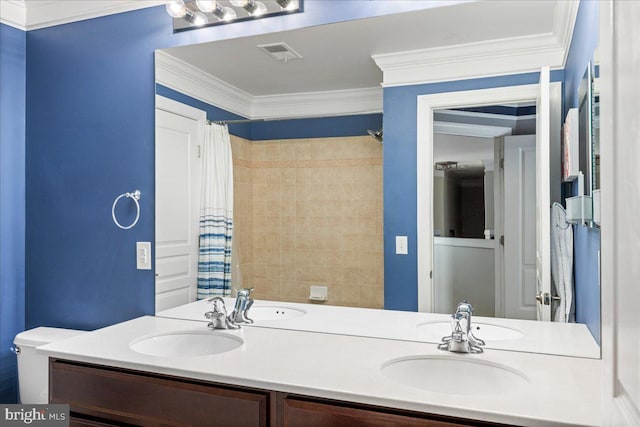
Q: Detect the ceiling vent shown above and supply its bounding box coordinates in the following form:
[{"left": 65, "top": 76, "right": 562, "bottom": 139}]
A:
[{"left": 257, "top": 43, "right": 303, "bottom": 62}]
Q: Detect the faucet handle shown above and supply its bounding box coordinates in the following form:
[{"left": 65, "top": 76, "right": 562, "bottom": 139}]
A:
[
  {"left": 205, "top": 297, "right": 240, "bottom": 329},
  {"left": 242, "top": 299, "right": 254, "bottom": 324},
  {"left": 208, "top": 297, "right": 228, "bottom": 313},
  {"left": 456, "top": 300, "right": 473, "bottom": 313},
  {"left": 236, "top": 287, "right": 254, "bottom": 298},
  {"left": 230, "top": 288, "right": 254, "bottom": 325}
]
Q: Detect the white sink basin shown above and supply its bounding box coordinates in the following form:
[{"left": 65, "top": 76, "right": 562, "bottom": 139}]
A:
[
  {"left": 382, "top": 356, "right": 529, "bottom": 395},
  {"left": 417, "top": 321, "right": 524, "bottom": 341},
  {"left": 130, "top": 331, "right": 243, "bottom": 358},
  {"left": 249, "top": 306, "right": 306, "bottom": 321}
]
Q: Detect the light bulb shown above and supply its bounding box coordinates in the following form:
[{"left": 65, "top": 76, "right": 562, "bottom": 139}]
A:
[
  {"left": 221, "top": 7, "right": 237, "bottom": 21},
  {"left": 276, "top": 0, "right": 298, "bottom": 11},
  {"left": 249, "top": 1, "right": 267, "bottom": 16},
  {"left": 229, "top": 0, "right": 248, "bottom": 6},
  {"left": 189, "top": 11, "right": 208, "bottom": 26},
  {"left": 213, "top": 5, "right": 237, "bottom": 21},
  {"left": 165, "top": 0, "right": 187, "bottom": 18},
  {"left": 196, "top": 0, "right": 216, "bottom": 13}
]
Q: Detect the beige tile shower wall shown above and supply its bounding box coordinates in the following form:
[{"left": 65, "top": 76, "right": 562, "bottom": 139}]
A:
[
  {"left": 230, "top": 135, "right": 253, "bottom": 291},
  {"left": 248, "top": 136, "right": 384, "bottom": 309}
]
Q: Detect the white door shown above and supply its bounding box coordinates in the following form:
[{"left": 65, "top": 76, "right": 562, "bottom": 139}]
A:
[
  {"left": 155, "top": 97, "right": 205, "bottom": 313},
  {"left": 535, "top": 67, "right": 552, "bottom": 321},
  {"left": 504, "top": 135, "right": 537, "bottom": 320}
]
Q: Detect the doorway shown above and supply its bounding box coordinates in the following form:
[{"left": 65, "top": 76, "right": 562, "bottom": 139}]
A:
[{"left": 417, "top": 75, "right": 562, "bottom": 321}]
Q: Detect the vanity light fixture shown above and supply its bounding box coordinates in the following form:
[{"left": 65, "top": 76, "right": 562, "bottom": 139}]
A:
[{"left": 167, "top": 0, "right": 303, "bottom": 32}]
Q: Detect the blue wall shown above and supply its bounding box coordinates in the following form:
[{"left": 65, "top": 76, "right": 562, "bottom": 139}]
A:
[
  {"left": 23, "top": 2, "right": 439, "bottom": 330},
  {"left": 156, "top": 84, "right": 382, "bottom": 141},
  {"left": 382, "top": 71, "right": 564, "bottom": 311},
  {"left": 250, "top": 114, "right": 382, "bottom": 140},
  {"left": 0, "top": 23, "right": 26, "bottom": 403},
  {"left": 17, "top": 1, "right": 601, "bottom": 391},
  {"left": 563, "top": 0, "right": 600, "bottom": 344},
  {"left": 25, "top": 10, "right": 161, "bottom": 330},
  {"left": 155, "top": 84, "right": 252, "bottom": 139}
]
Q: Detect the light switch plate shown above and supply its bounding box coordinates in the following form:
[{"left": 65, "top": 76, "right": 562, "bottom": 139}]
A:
[
  {"left": 395, "top": 236, "right": 408, "bottom": 255},
  {"left": 136, "top": 242, "right": 151, "bottom": 270}
]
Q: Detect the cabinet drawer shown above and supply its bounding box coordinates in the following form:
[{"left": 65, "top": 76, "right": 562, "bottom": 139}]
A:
[
  {"left": 279, "top": 395, "right": 508, "bottom": 427},
  {"left": 50, "top": 359, "right": 270, "bottom": 427}
]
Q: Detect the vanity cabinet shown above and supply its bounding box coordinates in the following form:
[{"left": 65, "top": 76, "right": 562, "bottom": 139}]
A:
[
  {"left": 50, "top": 359, "right": 509, "bottom": 427},
  {"left": 50, "top": 359, "right": 274, "bottom": 427}
]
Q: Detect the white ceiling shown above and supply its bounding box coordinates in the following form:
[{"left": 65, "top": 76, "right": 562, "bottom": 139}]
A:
[
  {"left": 163, "top": 1, "right": 560, "bottom": 96},
  {"left": 434, "top": 134, "right": 494, "bottom": 165}
]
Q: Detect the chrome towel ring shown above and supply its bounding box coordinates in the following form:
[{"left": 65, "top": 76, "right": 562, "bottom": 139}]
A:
[{"left": 112, "top": 190, "right": 141, "bottom": 230}]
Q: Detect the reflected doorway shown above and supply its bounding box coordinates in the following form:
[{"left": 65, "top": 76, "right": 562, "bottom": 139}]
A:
[{"left": 432, "top": 102, "right": 538, "bottom": 320}]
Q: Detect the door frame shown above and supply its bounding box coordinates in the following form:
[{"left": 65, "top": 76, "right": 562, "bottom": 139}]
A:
[{"left": 416, "top": 82, "right": 561, "bottom": 313}]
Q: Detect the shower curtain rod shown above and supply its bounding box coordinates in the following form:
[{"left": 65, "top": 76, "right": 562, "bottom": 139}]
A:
[
  {"left": 209, "top": 117, "right": 318, "bottom": 125},
  {"left": 209, "top": 118, "right": 273, "bottom": 125},
  {"left": 208, "top": 113, "right": 376, "bottom": 125}
]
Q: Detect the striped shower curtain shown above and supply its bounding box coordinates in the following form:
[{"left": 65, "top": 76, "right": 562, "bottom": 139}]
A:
[{"left": 197, "top": 123, "right": 233, "bottom": 299}]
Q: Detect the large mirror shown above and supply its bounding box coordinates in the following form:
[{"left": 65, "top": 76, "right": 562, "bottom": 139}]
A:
[{"left": 154, "top": 4, "right": 600, "bottom": 356}]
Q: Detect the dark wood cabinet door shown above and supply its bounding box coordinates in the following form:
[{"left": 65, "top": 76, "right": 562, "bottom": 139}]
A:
[
  {"left": 278, "top": 395, "right": 509, "bottom": 427},
  {"left": 51, "top": 359, "right": 272, "bottom": 427}
]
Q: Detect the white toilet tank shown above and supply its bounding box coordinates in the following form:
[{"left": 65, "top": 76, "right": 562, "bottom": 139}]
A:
[{"left": 13, "top": 327, "right": 86, "bottom": 404}]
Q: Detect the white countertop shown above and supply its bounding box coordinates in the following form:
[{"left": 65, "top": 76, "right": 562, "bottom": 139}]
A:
[
  {"left": 158, "top": 298, "right": 601, "bottom": 359},
  {"left": 40, "top": 315, "right": 601, "bottom": 426}
]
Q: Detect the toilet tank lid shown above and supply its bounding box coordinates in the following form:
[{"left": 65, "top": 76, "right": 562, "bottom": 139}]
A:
[{"left": 14, "top": 327, "right": 87, "bottom": 347}]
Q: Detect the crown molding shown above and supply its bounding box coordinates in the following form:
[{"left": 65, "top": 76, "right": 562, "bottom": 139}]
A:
[
  {"left": 373, "top": 1, "right": 578, "bottom": 87},
  {"left": 434, "top": 121, "right": 512, "bottom": 138},
  {"left": 27, "top": 1, "right": 165, "bottom": 31},
  {"left": 155, "top": 50, "right": 254, "bottom": 118},
  {"left": 373, "top": 32, "right": 565, "bottom": 87},
  {"left": 251, "top": 87, "right": 382, "bottom": 119},
  {"left": 156, "top": 50, "right": 383, "bottom": 120},
  {"left": 0, "top": 1, "right": 27, "bottom": 30},
  {"left": 0, "top": 1, "right": 164, "bottom": 31},
  {"left": 552, "top": 0, "right": 580, "bottom": 66}
]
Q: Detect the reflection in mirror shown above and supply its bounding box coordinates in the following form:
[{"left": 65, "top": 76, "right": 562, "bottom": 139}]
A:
[
  {"left": 593, "top": 91, "right": 600, "bottom": 190},
  {"left": 578, "top": 62, "right": 595, "bottom": 195},
  {"left": 432, "top": 103, "right": 540, "bottom": 319},
  {"left": 153, "top": 5, "right": 600, "bottom": 358}
]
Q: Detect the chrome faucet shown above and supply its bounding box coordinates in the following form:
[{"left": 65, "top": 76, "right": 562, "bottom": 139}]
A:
[
  {"left": 438, "top": 300, "right": 485, "bottom": 353},
  {"left": 204, "top": 297, "right": 240, "bottom": 330},
  {"left": 229, "top": 288, "right": 254, "bottom": 325}
]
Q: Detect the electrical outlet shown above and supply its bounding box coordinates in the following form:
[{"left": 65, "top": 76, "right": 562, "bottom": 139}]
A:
[{"left": 136, "top": 242, "right": 151, "bottom": 270}]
